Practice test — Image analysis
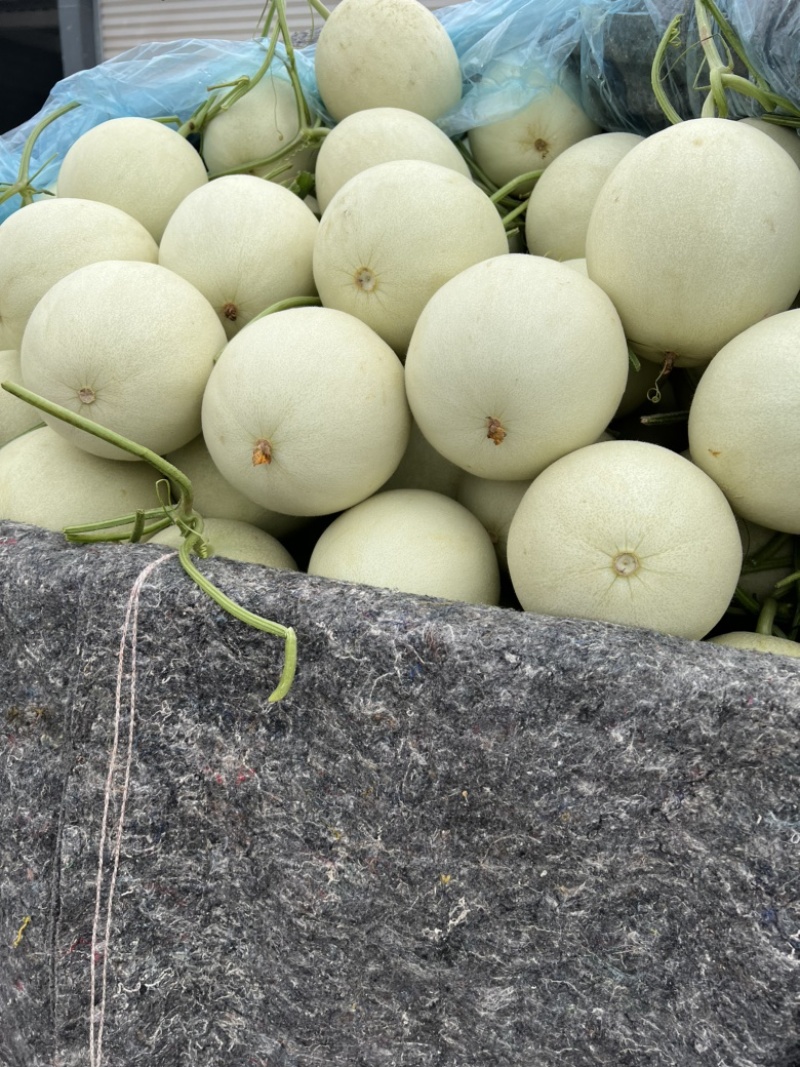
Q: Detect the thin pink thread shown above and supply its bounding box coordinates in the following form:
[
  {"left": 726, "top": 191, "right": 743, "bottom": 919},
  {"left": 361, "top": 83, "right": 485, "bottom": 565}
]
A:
[{"left": 89, "top": 553, "right": 174, "bottom": 1067}]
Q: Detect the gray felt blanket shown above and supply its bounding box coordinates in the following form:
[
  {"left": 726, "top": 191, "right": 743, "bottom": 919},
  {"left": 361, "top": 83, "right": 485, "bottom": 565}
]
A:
[{"left": 1, "top": 519, "right": 799, "bottom": 1067}]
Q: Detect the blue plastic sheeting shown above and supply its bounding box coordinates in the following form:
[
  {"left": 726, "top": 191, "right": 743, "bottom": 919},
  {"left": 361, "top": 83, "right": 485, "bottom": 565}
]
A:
[{"left": 1, "top": 0, "right": 798, "bottom": 223}]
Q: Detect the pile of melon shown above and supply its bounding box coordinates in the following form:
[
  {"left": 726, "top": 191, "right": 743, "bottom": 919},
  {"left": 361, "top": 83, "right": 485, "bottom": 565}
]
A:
[{"left": 1, "top": 0, "right": 799, "bottom": 659}]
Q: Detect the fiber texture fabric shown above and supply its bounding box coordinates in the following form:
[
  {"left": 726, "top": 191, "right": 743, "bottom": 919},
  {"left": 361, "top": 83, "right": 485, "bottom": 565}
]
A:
[{"left": 1, "top": 519, "right": 799, "bottom": 1066}]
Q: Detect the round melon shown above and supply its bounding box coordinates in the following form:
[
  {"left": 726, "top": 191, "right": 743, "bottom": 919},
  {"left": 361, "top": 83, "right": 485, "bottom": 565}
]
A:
[
  {"left": 201, "top": 306, "right": 410, "bottom": 517},
  {"left": 467, "top": 78, "right": 600, "bottom": 194},
  {"left": 313, "top": 0, "right": 462, "bottom": 124},
  {"left": 0, "top": 196, "right": 158, "bottom": 350},
  {"left": 404, "top": 254, "right": 629, "bottom": 480},
  {"left": 709, "top": 632, "right": 800, "bottom": 657},
  {"left": 0, "top": 351, "right": 43, "bottom": 446},
  {"left": 307, "top": 488, "right": 500, "bottom": 605},
  {"left": 585, "top": 117, "right": 800, "bottom": 367},
  {"left": 158, "top": 174, "right": 319, "bottom": 338},
  {"left": 56, "top": 117, "right": 208, "bottom": 242},
  {"left": 20, "top": 260, "right": 227, "bottom": 460},
  {"left": 0, "top": 425, "right": 161, "bottom": 531},
  {"left": 687, "top": 308, "right": 800, "bottom": 533},
  {"left": 524, "top": 131, "right": 643, "bottom": 260},
  {"left": 507, "top": 439, "right": 743, "bottom": 640},
  {"left": 201, "top": 74, "right": 318, "bottom": 182},
  {"left": 313, "top": 107, "right": 471, "bottom": 213},
  {"left": 313, "top": 158, "right": 509, "bottom": 356}
]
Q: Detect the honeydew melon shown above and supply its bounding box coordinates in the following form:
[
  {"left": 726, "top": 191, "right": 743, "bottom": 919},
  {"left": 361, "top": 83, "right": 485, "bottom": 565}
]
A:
[
  {"left": 467, "top": 76, "right": 600, "bottom": 194},
  {"left": 687, "top": 308, "right": 800, "bottom": 533},
  {"left": 20, "top": 260, "right": 227, "bottom": 460},
  {"left": 585, "top": 117, "right": 800, "bottom": 367},
  {"left": 312, "top": 159, "right": 509, "bottom": 356},
  {"left": 158, "top": 174, "right": 319, "bottom": 338},
  {"left": 0, "top": 425, "right": 160, "bottom": 531},
  {"left": 313, "top": 107, "right": 471, "bottom": 214},
  {"left": 404, "top": 254, "right": 629, "bottom": 480},
  {"left": 506, "top": 439, "right": 743, "bottom": 640},
  {"left": 56, "top": 117, "right": 209, "bottom": 242},
  {"left": 313, "top": 0, "right": 462, "bottom": 124},
  {"left": 201, "top": 73, "right": 318, "bottom": 182},
  {"left": 0, "top": 351, "right": 43, "bottom": 445},
  {"left": 307, "top": 488, "right": 500, "bottom": 605},
  {"left": 524, "top": 131, "right": 643, "bottom": 260},
  {"left": 201, "top": 306, "right": 411, "bottom": 517},
  {"left": 709, "top": 632, "right": 800, "bottom": 657},
  {"left": 456, "top": 473, "right": 531, "bottom": 571},
  {"left": 0, "top": 196, "right": 158, "bottom": 351}
]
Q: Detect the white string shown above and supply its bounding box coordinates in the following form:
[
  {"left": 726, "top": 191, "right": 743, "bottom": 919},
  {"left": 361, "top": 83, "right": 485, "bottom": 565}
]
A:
[{"left": 89, "top": 552, "right": 174, "bottom": 1067}]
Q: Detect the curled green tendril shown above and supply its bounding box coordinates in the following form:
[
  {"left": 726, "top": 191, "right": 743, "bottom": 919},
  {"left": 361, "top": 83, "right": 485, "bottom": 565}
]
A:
[{"left": 1, "top": 380, "right": 297, "bottom": 703}]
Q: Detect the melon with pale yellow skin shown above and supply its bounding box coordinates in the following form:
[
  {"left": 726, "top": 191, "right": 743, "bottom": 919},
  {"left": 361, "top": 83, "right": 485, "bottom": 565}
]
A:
[
  {"left": 158, "top": 174, "right": 319, "bottom": 339},
  {"left": 201, "top": 306, "right": 411, "bottom": 517},
  {"left": 0, "top": 196, "right": 157, "bottom": 351},
  {"left": 314, "top": 0, "right": 462, "bottom": 124},
  {"left": 312, "top": 159, "right": 509, "bottom": 356},
  {"left": 56, "top": 117, "right": 208, "bottom": 242},
  {"left": 308, "top": 488, "right": 500, "bottom": 606},
  {"left": 585, "top": 117, "right": 800, "bottom": 367},
  {"left": 507, "top": 439, "right": 743, "bottom": 640}
]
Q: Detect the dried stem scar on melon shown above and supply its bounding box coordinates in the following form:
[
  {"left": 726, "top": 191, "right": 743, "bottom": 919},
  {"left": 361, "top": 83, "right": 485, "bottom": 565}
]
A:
[
  {"left": 158, "top": 174, "right": 319, "bottom": 339},
  {"left": 404, "top": 254, "right": 629, "bottom": 481},
  {"left": 312, "top": 159, "right": 509, "bottom": 356},
  {"left": 19, "top": 260, "right": 227, "bottom": 460},
  {"left": 201, "top": 307, "right": 411, "bottom": 517}
]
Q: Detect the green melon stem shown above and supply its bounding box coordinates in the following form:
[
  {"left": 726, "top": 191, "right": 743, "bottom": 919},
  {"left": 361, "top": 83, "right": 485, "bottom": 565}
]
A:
[
  {"left": 651, "top": 13, "right": 684, "bottom": 125},
  {"left": 755, "top": 596, "right": 778, "bottom": 637},
  {"left": 0, "top": 100, "right": 81, "bottom": 207},
  {"left": 0, "top": 380, "right": 297, "bottom": 702}
]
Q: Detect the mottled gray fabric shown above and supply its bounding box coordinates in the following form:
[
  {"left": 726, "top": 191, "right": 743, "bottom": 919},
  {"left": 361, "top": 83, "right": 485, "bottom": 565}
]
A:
[{"left": 1, "top": 519, "right": 799, "bottom": 1067}]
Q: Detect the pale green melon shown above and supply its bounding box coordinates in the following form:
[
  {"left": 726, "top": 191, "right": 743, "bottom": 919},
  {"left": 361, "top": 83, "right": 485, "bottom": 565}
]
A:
[
  {"left": 56, "top": 117, "right": 208, "bottom": 242},
  {"left": 0, "top": 352, "right": 43, "bottom": 445},
  {"left": 308, "top": 488, "right": 500, "bottom": 605},
  {"left": 0, "top": 425, "right": 160, "bottom": 531}
]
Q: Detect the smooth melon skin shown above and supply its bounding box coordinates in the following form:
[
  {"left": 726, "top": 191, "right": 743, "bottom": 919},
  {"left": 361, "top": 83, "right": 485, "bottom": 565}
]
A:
[
  {"left": 307, "top": 489, "right": 501, "bottom": 606},
  {"left": 0, "top": 425, "right": 161, "bottom": 531},
  {"left": 506, "top": 440, "right": 743, "bottom": 640},
  {"left": 456, "top": 473, "right": 531, "bottom": 572},
  {"left": 524, "top": 131, "right": 643, "bottom": 261},
  {"left": 585, "top": 117, "right": 800, "bottom": 368},
  {"left": 687, "top": 309, "right": 800, "bottom": 534},
  {"left": 467, "top": 78, "right": 601, "bottom": 195},
  {"left": 313, "top": 0, "right": 462, "bottom": 124},
  {"left": 709, "top": 632, "right": 800, "bottom": 658},
  {"left": 404, "top": 254, "right": 629, "bottom": 481},
  {"left": 201, "top": 306, "right": 411, "bottom": 517},
  {"left": 0, "top": 197, "right": 158, "bottom": 351},
  {"left": 201, "top": 74, "right": 318, "bottom": 182},
  {"left": 313, "top": 158, "right": 509, "bottom": 356},
  {"left": 148, "top": 517, "right": 297, "bottom": 571},
  {"left": 20, "top": 260, "right": 228, "bottom": 461},
  {"left": 158, "top": 174, "right": 319, "bottom": 338},
  {"left": 313, "top": 107, "right": 471, "bottom": 214},
  {"left": 0, "top": 352, "right": 43, "bottom": 445},
  {"left": 56, "top": 117, "right": 209, "bottom": 242}
]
